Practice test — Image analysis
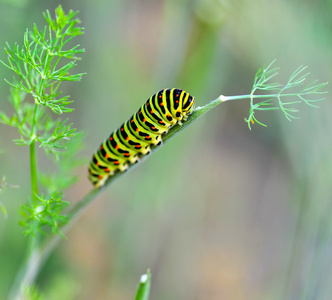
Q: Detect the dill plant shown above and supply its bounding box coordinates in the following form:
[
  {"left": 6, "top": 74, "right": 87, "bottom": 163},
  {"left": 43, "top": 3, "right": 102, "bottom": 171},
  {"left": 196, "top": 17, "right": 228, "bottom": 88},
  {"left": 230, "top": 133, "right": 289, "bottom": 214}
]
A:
[
  {"left": 1, "top": 5, "right": 84, "bottom": 237},
  {"left": 0, "top": 5, "right": 85, "bottom": 299},
  {"left": 0, "top": 5, "right": 328, "bottom": 300}
]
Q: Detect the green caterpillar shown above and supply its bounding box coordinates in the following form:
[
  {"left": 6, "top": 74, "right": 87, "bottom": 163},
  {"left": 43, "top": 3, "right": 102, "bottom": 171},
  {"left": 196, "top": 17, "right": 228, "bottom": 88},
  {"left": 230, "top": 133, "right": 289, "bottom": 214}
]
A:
[{"left": 88, "top": 88, "right": 195, "bottom": 187}]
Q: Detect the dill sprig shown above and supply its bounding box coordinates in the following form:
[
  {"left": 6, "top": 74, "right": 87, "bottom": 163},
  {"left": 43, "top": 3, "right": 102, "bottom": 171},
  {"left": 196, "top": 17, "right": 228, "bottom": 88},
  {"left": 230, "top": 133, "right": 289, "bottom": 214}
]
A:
[{"left": 222, "top": 60, "right": 328, "bottom": 129}]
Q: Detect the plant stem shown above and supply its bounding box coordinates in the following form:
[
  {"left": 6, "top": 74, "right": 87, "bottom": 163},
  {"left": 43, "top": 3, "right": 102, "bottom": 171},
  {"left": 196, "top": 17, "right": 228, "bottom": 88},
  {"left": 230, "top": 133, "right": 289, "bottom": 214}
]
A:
[
  {"left": 30, "top": 103, "right": 39, "bottom": 202},
  {"left": 222, "top": 93, "right": 298, "bottom": 101},
  {"left": 30, "top": 141, "right": 38, "bottom": 202},
  {"left": 8, "top": 238, "right": 41, "bottom": 300},
  {"left": 9, "top": 104, "right": 41, "bottom": 299}
]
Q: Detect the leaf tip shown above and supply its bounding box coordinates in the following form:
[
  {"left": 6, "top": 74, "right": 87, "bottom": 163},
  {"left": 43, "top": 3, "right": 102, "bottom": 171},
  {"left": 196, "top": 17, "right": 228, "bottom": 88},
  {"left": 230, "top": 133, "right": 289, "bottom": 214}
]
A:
[{"left": 140, "top": 273, "right": 149, "bottom": 283}]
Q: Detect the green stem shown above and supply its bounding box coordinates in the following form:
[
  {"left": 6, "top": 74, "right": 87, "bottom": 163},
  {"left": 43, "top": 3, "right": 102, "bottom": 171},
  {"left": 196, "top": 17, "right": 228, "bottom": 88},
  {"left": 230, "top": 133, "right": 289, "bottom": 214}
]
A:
[
  {"left": 9, "top": 103, "right": 41, "bottom": 298},
  {"left": 30, "top": 141, "right": 38, "bottom": 202},
  {"left": 8, "top": 238, "right": 41, "bottom": 300},
  {"left": 30, "top": 103, "right": 39, "bottom": 202},
  {"left": 222, "top": 91, "right": 321, "bottom": 102},
  {"left": 223, "top": 94, "right": 281, "bottom": 101}
]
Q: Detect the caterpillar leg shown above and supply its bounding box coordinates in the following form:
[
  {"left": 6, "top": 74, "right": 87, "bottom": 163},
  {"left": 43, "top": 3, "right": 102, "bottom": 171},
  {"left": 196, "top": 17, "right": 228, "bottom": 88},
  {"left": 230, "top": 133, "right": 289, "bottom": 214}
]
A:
[
  {"left": 89, "top": 170, "right": 113, "bottom": 188},
  {"left": 94, "top": 174, "right": 109, "bottom": 188},
  {"left": 178, "top": 115, "right": 190, "bottom": 125}
]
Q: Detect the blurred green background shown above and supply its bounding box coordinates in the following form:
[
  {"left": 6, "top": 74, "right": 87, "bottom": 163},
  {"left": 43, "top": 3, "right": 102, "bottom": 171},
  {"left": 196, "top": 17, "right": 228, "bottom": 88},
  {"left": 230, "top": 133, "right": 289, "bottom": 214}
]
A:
[{"left": 1, "top": 0, "right": 332, "bottom": 299}]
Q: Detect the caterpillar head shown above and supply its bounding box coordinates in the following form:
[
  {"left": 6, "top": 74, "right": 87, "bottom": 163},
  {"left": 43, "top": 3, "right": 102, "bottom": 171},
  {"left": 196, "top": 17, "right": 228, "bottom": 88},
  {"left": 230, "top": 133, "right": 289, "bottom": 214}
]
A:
[{"left": 182, "top": 92, "right": 195, "bottom": 115}]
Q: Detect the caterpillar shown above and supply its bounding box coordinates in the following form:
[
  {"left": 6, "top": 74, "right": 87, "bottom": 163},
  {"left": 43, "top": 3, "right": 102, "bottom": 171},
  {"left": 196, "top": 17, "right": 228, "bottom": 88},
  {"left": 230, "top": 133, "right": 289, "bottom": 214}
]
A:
[{"left": 88, "top": 88, "right": 195, "bottom": 188}]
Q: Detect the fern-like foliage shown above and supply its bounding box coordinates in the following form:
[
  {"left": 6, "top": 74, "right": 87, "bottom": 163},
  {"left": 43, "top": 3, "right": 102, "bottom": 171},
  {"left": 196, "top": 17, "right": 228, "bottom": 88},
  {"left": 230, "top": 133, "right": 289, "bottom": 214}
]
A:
[
  {"left": 2, "top": 6, "right": 84, "bottom": 114},
  {"left": 0, "top": 5, "right": 85, "bottom": 237},
  {"left": 244, "top": 60, "right": 328, "bottom": 128},
  {"left": 19, "top": 192, "right": 69, "bottom": 237}
]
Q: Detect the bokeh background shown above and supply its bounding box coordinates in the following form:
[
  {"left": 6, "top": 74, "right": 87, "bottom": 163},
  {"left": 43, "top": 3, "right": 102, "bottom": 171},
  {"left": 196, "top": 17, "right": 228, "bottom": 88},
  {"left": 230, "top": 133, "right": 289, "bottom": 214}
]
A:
[{"left": 1, "top": 0, "right": 332, "bottom": 299}]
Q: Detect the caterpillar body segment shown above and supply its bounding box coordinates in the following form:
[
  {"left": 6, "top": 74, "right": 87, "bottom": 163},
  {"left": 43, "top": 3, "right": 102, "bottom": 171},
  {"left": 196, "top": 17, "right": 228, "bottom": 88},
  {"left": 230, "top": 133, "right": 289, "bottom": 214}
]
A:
[{"left": 89, "top": 88, "right": 195, "bottom": 187}]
